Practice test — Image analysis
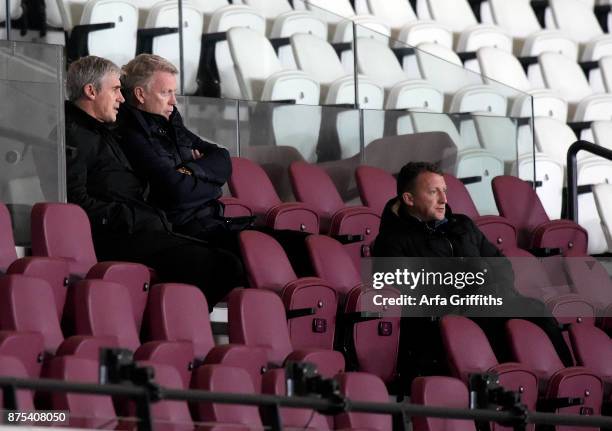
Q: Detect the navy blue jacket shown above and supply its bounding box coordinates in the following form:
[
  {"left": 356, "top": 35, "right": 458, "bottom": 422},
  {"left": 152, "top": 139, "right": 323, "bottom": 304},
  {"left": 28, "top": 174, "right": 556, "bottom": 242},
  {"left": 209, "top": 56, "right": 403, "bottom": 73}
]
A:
[{"left": 118, "top": 104, "right": 231, "bottom": 227}]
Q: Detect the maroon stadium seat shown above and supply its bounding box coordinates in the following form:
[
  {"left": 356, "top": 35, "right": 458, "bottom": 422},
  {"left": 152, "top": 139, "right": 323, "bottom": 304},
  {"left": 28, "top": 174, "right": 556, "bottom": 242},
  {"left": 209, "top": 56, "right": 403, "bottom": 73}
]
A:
[
  {"left": 47, "top": 356, "right": 118, "bottom": 429},
  {"left": 334, "top": 372, "right": 392, "bottom": 431},
  {"left": 0, "top": 354, "right": 34, "bottom": 410},
  {"left": 191, "top": 364, "right": 264, "bottom": 430},
  {"left": 229, "top": 157, "right": 320, "bottom": 233},
  {"left": 306, "top": 234, "right": 401, "bottom": 384},
  {"left": 492, "top": 176, "right": 588, "bottom": 256},
  {"left": 507, "top": 319, "right": 603, "bottom": 428},
  {"left": 228, "top": 288, "right": 345, "bottom": 377},
  {"left": 440, "top": 315, "right": 538, "bottom": 431},
  {"left": 239, "top": 230, "right": 338, "bottom": 350},
  {"left": 143, "top": 283, "right": 268, "bottom": 390},
  {"left": 411, "top": 376, "right": 476, "bottom": 431},
  {"left": 289, "top": 161, "right": 380, "bottom": 266},
  {"left": 355, "top": 165, "right": 396, "bottom": 216},
  {"left": 569, "top": 324, "right": 612, "bottom": 399},
  {"left": 564, "top": 257, "right": 612, "bottom": 311},
  {"left": 0, "top": 203, "right": 18, "bottom": 271}
]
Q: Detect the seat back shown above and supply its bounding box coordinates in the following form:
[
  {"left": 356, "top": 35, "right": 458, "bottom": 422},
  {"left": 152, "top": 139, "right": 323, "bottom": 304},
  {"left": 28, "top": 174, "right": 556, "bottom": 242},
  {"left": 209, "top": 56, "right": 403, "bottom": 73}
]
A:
[
  {"left": 477, "top": 47, "right": 531, "bottom": 93},
  {"left": 227, "top": 26, "right": 283, "bottom": 100},
  {"left": 506, "top": 319, "right": 565, "bottom": 380},
  {"left": 416, "top": 42, "right": 469, "bottom": 95},
  {"left": 145, "top": 283, "right": 215, "bottom": 359},
  {"left": 335, "top": 372, "right": 392, "bottom": 431},
  {"left": 81, "top": 0, "right": 139, "bottom": 68},
  {"left": 145, "top": 1, "right": 203, "bottom": 95},
  {"left": 228, "top": 157, "right": 281, "bottom": 214},
  {"left": 306, "top": 235, "right": 361, "bottom": 296},
  {"left": 443, "top": 173, "right": 480, "bottom": 219},
  {"left": 424, "top": 0, "right": 478, "bottom": 31},
  {"left": 137, "top": 360, "right": 193, "bottom": 430},
  {"left": 0, "top": 355, "right": 33, "bottom": 410},
  {"left": 31, "top": 202, "right": 98, "bottom": 275},
  {"left": 0, "top": 274, "right": 64, "bottom": 353},
  {"left": 303, "top": 0, "right": 356, "bottom": 24},
  {"left": 492, "top": 176, "right": 551, "bottom": 248},
  {"left": 540, "top": 52, "right": 593, "bottom": 103},
  {"left": 533, "top": 117, "right": 579, "bottom": 167},
  {"left": 564, "top": 258, "right": 612, "bottom": 309},
  {"left": 289, "top": 161, "right": 345, "bottom": 220},
  {"left": 569, "top": 324, "right": 612, "bottom": 381},
  {"left": 440, "top": 315, "right": 500, "bottom": 382},
  {"left": 411, "top": 376, "right": 476, "bottom": 431},
  {"left": 48, "top": 356, "right": 117, "bottom": 429},
  {"left": 355, "top": 165, "right": 396, "bottom": 216},
  {"left": 291, "top": 33, "right": 346, "bottom": 85},
  {"left": 356, "top": 37, "right": 409, "bottom": 89},
  {"left": 228, "top": 289, "right": 293, "bottom": 365},
  {"left": 550, "top": 0, "right": 603, "bottom": 43},
  {"left": 241, "top": 0, "right": 292, "bottom": 19},
  {"left": 366, "top": 0, "right": 418, "bottom": 30},
  {"left": 192, "top": 364, "right": 262, "bottom": 426},
  {"left": 488, "top": 0, "right": 542, "bottom": 38},
  {"left": 0, "top": 203, "right": 17, "bottom": 271},
  {"left": 238, "top": 230, "right": 297, "bottom": 292},
  {"left": 72, "top": 279, "right": 141, "bottom": 351},
  {"left": 593, "top": 183, "right": 612, "bottom": 251}
]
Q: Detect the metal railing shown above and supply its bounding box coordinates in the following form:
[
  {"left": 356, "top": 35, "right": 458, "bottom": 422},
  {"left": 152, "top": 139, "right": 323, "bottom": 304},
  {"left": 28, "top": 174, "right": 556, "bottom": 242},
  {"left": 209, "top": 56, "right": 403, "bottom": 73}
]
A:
[
  {"left": 566, "top": 140, "right": 612, "bottom": 222},
  {"left": 2, "top": 375, "right": 612, "bottom": 431}
]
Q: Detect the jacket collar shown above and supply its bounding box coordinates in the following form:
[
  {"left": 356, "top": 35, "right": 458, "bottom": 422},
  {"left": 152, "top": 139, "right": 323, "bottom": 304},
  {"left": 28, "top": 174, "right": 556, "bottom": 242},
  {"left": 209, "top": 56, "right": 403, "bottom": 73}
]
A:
[
  {"left": 119, "top": 104, "right": 181, "bottom": 139},
  {"left": 380, "top": 197, "right": 453, "bottom": 234},
  {"left": 65, "top": 101, "right": 116, "bottom": 133}
]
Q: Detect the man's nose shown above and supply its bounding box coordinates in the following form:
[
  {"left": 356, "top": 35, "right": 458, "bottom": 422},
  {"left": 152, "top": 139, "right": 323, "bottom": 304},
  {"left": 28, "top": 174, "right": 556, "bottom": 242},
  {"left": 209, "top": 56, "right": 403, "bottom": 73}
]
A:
[
  {"left": 169, "top": 93, "right": 177, "bottom": 105},
  {"left": 118, "top": 92, "right": 125, "bottom": 103},
  {"left": 439, "top": 191, "right": 447, "bottom": 203}
]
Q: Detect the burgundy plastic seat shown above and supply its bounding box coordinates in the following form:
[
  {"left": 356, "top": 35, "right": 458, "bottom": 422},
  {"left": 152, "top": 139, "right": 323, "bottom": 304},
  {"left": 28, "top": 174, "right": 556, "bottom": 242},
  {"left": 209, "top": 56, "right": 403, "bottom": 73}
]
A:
[
  {"left": 47, "top": 356, "right": 118, "bottom": 429},
  {"left": 306, "top": 234, "right": 401, "bottom": 384},
  {"left": 31, "top": 202, "right": 153, "bottom": 328},
  {"left": 228, "top": 288, "right": 345, "bottom": 377},
  {"left": 334, "top": 372, "right": 392, "bottom": 431},
  {"left": 191, "top": 364, "right": 264, "bottom": 430},
  {"left": 0, "top": 355, "right": 34, "bottom": 410},
  {"left": 440, "top": 315, "right": 538, "bottom": 431},
  {"left": 229, "top": 157, "right": 320, "bottom": 233},
  {"left": 444, "top": 173, "right": 522, "bottom": 254},
  {"left": 0, "top": 202, "right": 71, "bottom": 318},
  {"left": 0, "top": 330, "right": 45, "bottom": 378},
  {"left": 411, "top": 376, "right": 476, "bottom": 431},
  {"left": 564, "top": 257, "right": 612, "bottom": 311},
  {"left": 355, "top": 165, "right": 396, "bottom": 216},
  {"left": 289, "top": 161, "right": 380, "bottom": 266},
  {"left": 569, "top": 324, "right": 612, "bottom": 398},
  {"left": 261, "top": 369, "right": 330, "bottom": 430},
  {"left": 137, "top": 361, "right": 193, "bottom": 431},
  {"left": 143, "top": 283, "right": 268, "bottom": 390},
  {"left": 239, "top": 230, "right": 338, "bottom": 351},
  {"left": 506, "top": 319, "right": 603, "bottom": 428},
  {"left": 492, "top": 176, "right": 588, "bottom": 256}
]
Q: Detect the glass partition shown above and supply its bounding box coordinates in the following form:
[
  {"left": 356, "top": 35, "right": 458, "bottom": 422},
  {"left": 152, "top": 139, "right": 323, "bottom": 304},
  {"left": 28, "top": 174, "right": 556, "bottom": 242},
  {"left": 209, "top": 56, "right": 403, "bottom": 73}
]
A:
[{"left": 0, "top": 40, "right": 64, "bottom": 245}]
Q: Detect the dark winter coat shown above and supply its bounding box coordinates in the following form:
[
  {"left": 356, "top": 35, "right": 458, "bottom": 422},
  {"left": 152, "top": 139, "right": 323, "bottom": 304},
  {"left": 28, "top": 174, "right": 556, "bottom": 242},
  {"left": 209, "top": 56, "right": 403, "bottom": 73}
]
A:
[
  {"left": 118, "top": 104, "right": 231, "bottom": 228},
  {"left": 65, "top": 101, "right": 167, "bottom": 238}
]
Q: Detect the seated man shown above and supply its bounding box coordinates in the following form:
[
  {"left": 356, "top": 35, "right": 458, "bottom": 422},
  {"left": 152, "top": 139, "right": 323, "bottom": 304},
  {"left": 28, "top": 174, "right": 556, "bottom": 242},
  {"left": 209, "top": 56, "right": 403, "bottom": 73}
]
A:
[
  {"left": 65, "top": 55, "right": 243, "bottom": 307},
  {"left": 373, "top": 162, "right": 573, "bottom": 377},
  {"left": 117, "top": 54, "right": 311, "bottom": 274}
]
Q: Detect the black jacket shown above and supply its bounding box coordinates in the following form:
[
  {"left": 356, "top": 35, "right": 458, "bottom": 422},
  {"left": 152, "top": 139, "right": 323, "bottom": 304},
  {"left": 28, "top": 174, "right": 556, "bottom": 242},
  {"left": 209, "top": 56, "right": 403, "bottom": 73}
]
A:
[
  {"left": 65, "top": 101, "right": 167, "bottom": 238},
  {"left": 118, "top": 104, "right": 231, "bottom": 227},
  {"left": 373, "top": 197, "right": 504, "bottom": 258}
]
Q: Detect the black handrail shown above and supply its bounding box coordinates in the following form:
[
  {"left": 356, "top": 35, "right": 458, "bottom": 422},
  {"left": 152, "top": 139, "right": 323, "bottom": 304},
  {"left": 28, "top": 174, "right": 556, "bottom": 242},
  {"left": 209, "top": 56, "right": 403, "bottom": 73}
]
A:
[
  {"left": 566, "top": 140, "right": 612, "bottom": 222},
  {"left": 2, "top": 376, "right": 612, "bottom": 431}
]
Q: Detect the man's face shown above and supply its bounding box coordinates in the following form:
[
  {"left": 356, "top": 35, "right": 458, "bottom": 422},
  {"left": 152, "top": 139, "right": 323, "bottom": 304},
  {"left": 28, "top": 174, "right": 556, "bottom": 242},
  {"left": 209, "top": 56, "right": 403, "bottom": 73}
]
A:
[
  {"left": 91, "top": 72, "right": 124, "bottom": 123},
  {"left": 402, "top": 171, "right": 448, "bottom": 221},
  {"left": 136, "top": 71, "right": 177, "bottom": 120}
]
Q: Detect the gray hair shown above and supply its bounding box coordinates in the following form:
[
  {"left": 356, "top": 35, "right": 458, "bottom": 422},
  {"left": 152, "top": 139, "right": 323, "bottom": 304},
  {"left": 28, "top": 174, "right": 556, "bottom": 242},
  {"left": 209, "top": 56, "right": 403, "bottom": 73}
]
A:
[
  {"left": 121, "top": 54, "right": 178, "bottom": 102},
  {"left": 66, "top": 56, "right": 121, "bottom": 102}
]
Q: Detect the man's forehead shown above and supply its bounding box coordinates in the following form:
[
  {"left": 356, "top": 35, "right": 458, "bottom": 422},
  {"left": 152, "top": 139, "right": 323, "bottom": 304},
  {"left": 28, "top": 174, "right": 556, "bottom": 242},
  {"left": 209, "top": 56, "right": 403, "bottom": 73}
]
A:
[{"left": 416, "top": 171, "right": 446, "bottom": 188}]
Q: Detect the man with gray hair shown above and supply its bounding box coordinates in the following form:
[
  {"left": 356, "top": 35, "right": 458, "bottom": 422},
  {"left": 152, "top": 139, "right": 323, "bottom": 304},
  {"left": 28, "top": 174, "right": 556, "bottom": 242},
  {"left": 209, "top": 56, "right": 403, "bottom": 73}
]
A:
[{"left": 65, "top": 55, "right": 243, "bottom": 307}]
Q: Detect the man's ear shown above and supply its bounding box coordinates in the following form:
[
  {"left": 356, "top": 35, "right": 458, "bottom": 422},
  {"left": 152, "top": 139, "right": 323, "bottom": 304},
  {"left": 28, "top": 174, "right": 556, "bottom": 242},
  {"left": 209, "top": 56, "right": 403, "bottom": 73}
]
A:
[
  {"left": 82, "top": 83, "right": 96, "bottom": 100},
  {"left": 401, "top": 191, "right": 414, "bottom": 207},
  {"left": 134, "top": 87, "right": 146, "bottom": 105}
]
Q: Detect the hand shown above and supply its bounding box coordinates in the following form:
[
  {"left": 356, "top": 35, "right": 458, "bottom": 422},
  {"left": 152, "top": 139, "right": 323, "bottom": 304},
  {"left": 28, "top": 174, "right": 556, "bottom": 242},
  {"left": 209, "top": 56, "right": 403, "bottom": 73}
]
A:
[{"left": 191, "top": 149, "right": 203, "bottom": 160}]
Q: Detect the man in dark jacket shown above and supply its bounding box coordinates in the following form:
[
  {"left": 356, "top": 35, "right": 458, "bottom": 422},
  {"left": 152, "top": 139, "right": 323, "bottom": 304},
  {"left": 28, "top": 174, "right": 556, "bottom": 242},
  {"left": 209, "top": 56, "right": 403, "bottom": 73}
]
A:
[
  {"left": 373, "top": 162, "right": 573, "bottom": 379},
  {"left": 65, "top": 56, "right": 243, "bottom": 306},
  {"left": 117, "top": 54, "right": 229, "bottom": 236}
]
